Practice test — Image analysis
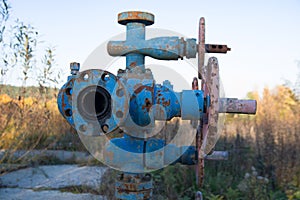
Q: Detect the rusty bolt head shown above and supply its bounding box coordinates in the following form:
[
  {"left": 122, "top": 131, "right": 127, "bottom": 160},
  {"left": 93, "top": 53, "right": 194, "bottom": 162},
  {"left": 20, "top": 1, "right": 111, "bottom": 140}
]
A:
[{"left": 70, "top": 62, "right": 80, "bottom": 75}]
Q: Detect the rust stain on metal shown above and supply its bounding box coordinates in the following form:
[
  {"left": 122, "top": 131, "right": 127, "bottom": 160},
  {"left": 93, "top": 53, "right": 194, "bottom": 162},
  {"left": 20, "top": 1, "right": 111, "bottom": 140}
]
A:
[
  {"left": 198, "top": 17, "right": 205, "bottom": 79},
  {"left": 130, "top": 62, "right": 137, "bottom": 68},
  {"left": 162, "top": 99, "right": 170, "bottom": 106},
  {"left": 218, "top": 98, "right": 257, "bottom": 114},
  {"left": 121, "top": 11, "right": 150, "bottom": 21},
  {"left": 205, "top": 44, "right": 231, "bottom": 54},
  {"left": 124, "top": 183, "right": 137, "bottom": 191},
  {"left": 204, "top": 57, "right": 220, "bottom": 155},
  {"left": 116, "top": 173, "right": 152, "bottom": 198},
  {"left": 134, "top": 83, "right": 143, "bottom": 90},
  {"left": 156, "top": 98, "right": 161, "bottom": 104},
  {"left": 192, "top": 77, "right": 199, "bottom": 90},
  {"left": 142, "top": 98, "right": 152, "bottom": 112},
  {"left": 118, "top": 11, "right": 154, "bottom": 26},
  {"left": 134, "top": 85, "right": 153, "bottom": 94},
  {"left": 116, "top": 189, "right": 151, "bottom": 198}
]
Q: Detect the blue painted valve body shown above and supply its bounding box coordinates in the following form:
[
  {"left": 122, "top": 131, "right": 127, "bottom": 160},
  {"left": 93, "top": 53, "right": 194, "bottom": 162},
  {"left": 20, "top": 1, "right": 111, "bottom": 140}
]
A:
[
  {"left": 57, "top": 11, "right": 240, "bottom": 199},
  {"left": 58, "top": 11, "right": 204, "bottom": 169},
  {"left": 57, "top": 66, "right": 204, "bottom": 168}
]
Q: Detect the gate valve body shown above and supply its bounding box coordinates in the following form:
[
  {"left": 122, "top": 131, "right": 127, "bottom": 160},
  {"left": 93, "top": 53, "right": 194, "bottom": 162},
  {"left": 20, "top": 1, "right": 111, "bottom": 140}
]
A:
[{"left": 57, "top": 11, "right": 257, "bottom": 199}]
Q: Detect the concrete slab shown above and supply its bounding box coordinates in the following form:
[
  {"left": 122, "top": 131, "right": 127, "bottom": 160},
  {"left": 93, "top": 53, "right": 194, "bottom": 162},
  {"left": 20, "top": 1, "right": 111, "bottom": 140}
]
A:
[
  {"left": 0, "top": 165, "right": 106, "bottom": 189},
  {"left": 0, "top": 150, "right": 94, "bottom": 164},
  {"left": 0, "top": 188, "right": 105, "bottom": 200},
  {"left": 0, "top": 165, "right": 108, "bottom": 199}
]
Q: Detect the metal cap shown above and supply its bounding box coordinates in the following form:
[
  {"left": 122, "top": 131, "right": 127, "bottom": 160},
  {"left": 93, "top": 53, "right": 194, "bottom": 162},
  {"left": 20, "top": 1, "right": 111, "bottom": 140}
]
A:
[
  {"left": 70, "top": 62, "right": 80, "bottom": 75},
  {"left": 118, "top": 11, "right": 154, "bottom": 26}
]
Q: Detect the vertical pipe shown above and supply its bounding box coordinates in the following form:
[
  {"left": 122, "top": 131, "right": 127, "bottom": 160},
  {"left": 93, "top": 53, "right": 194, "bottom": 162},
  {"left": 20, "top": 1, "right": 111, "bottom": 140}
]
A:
[{"left": 126, "top": 22, "right": 145, "bottom": 71}]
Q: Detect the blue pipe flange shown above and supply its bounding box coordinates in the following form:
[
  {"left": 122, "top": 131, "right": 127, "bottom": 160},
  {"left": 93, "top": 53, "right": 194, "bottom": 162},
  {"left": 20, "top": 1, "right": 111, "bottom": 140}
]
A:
[
  {"left": 114, "top": 67, "right": 158, "bottom": 139},
  {"left": 57, "top": 78, "right": 75, "bottom": 127},
  {"left": 71, "top": 69, "right": 129, "bottom": 136},
  {"left": 181, "top": 90, "right": 204, "bottom": 120}
]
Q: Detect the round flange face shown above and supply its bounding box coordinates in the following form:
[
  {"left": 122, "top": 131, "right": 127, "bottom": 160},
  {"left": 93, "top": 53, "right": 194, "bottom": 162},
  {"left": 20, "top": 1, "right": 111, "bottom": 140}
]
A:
[
  {"left": 72, "top": 69, "right": 129, "bottom": 136},
  {"left": 57, "top": 79, "right": 75, "bottom": 127},
  {"left": 77, "top": 85, "right": 111, "bottom": 121},
  {"left": 118, "top": 11, "right": 154, "bottom": 26}
]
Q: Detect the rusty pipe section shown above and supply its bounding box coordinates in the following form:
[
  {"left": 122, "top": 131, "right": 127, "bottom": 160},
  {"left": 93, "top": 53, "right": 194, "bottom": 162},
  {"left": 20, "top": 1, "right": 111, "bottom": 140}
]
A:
[
  {"left": 205, "top": 44, "right": 231, "bottom": 54},
  {"left": 218, "top": 98, "right": 256, "bottom": 114}
]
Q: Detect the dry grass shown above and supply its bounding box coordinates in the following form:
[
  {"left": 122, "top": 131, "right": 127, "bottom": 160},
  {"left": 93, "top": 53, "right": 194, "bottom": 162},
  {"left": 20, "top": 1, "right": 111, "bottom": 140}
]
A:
[
  {"left": 0, "top": 92, "right": 85, "bottom": 165},
  {"left": 0, "top": 84, "right": 299, "bottom": 198}
]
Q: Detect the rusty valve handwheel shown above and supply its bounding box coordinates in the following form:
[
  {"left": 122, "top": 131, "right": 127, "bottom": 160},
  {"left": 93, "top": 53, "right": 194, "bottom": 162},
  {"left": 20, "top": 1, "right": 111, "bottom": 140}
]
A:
[
  {"left": 193, "top": 57, "right": 220, "bottom": 187},
  {"left": 194, "top": 17, "right": 256, "bottom": 188},
  {"left": 195, "top": 17, "right": 222, "bottom": 187}
]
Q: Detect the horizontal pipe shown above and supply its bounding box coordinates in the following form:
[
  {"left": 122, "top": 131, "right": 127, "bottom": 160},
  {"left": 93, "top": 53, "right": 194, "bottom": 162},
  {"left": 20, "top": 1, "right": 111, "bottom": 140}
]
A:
[
  {"left": 218, "top": 98, "right": 257, "bottom": 114},
  {"left": 205, "top": 44, "right": 231, "bottom": 53},
  {"left": 205, "top": 151, "right": 228, "bottom": 160},
  {"left": 107, "top": 37, "right": 197, "bottom": 60}
]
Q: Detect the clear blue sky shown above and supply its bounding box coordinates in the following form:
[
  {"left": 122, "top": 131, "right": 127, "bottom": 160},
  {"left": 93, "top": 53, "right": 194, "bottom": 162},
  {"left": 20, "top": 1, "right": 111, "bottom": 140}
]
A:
[{"left": 8, "top": 0, "right": 300, "bottom": 98}]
